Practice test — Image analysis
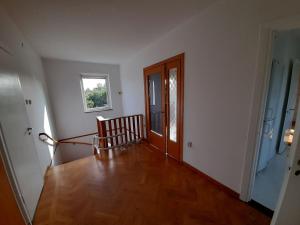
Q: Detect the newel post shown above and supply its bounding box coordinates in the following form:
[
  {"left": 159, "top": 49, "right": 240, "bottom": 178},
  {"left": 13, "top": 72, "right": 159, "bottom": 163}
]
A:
[{"left": 97, "top": 118, "right": 108, "bottom": 149}]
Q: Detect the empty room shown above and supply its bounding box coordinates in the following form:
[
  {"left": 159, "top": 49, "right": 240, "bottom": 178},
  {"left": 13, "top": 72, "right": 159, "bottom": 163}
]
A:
[{"left": 0, "top": 1, "right": 300, "bottom": 225}]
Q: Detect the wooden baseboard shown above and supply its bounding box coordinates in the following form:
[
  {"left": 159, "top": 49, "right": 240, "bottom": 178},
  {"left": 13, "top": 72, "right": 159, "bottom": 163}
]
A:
[
  {"left": 182, "top": 161, "right": 239, "bottom": 199},
  {"left": 140, "top": 141, "right": 239, "bottom": 199}
]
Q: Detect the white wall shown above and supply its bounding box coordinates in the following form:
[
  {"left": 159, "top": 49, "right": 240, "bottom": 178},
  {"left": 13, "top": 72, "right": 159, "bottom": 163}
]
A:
[
  {"left": 43, "top": 58, "right": 123, "bottom": 140},
  {"left": 0, "top": 5, "right": 56, "bottom": 175},
  {"left": 120, "top": 0, "right": 300, "bottom": 193}
]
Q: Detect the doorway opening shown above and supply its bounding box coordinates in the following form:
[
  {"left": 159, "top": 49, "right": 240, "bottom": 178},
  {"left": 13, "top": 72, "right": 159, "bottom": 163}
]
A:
[
  {"left": 251, "top": 29, "right": 300, "bottom": 213},
  {"left": 143, "top": 54, "right": 184, "bottom": 161}
]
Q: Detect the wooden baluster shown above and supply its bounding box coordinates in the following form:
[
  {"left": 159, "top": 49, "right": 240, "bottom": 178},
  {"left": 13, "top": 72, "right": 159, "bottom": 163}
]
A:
[
  {"left": 132, "top": 116, "right": 136, "bottom": 141},
  {"left": 141, "top": 115, "right": 144, "bottom": 140},
  {"left": 156, "top": 112, "right": 159, "bottom": 133},
  {"left": 128, "top": 116, "right": 132, "bottom": 142},
  {"left": 98, "top": 120, "right": 108, "bottom": 149},
  {"left": 119, "top": 118, "right": 122, "bottom": 144},
  {"left": 137, "top": 115, "right": 140, "bottom": 140},
  {"left": 124, "top": 117, "right": 128, "bottom": 144},
  {"left": 122, "top": 118, "right": 126, "bottom": 144},
  {"left": 118, "top": 118, "right": 124, "bottom": 144},
  {"left": 106, "top": 121, "right": 110, "bottom": 147},
  {"left": 103, "top": 120, "right": 108, "bottom": 148},
  {"left": 108, "top": 120, "right": 113, "bottom": 147},
  {"left": 118, "top": 118, "right": 122, "bottom": 145},
  {"left": 120, "top": 117, "right": 124, "bottom": 144},
  {"left": 114, "top": 119, "right": 119, "bottom": 146}
]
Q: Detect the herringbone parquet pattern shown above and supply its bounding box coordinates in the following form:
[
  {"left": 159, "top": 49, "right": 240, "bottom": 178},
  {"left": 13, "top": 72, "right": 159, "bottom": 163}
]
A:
[{"left": 33, "top": 144, "right": 271, "bottom": 225}]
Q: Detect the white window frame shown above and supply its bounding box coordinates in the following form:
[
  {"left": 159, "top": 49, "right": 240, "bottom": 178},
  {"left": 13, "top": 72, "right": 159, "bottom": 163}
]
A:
[{"left": 80, "top": 73, "right": 112, "bottom": 113}]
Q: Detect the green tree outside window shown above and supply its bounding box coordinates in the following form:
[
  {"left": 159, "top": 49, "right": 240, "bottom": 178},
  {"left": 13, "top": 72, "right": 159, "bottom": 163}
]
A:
[{"left": 85, "top": 83, "right": 108, "bottom": 108}]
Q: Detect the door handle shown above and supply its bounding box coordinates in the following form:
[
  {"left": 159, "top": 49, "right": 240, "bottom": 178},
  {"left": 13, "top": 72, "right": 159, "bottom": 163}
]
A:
[
  {"left": 25, "top": 127, "right": 32, "bottom": 135},
  {"left": 284, "top": 129, "right": 295, "bottom": 145}
]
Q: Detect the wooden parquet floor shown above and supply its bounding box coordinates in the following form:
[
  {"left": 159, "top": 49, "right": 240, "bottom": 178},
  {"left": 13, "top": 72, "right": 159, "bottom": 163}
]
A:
[{"left": 33, "top": 143, "right": 271, "bottom": 225}]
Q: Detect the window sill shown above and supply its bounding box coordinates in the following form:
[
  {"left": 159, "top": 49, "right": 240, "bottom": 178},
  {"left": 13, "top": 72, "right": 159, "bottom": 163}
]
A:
[{"left": 84, "top": 107, "right": 113, "bottom": 113}]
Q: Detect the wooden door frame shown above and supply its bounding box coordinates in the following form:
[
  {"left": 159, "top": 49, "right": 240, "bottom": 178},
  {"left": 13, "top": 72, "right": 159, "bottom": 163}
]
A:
[
  {"left": 0, "top": 125, "right": 30, "bottom": 224},
  {"left": 143, "top": 53, "right": 184, "bottom": 162}
]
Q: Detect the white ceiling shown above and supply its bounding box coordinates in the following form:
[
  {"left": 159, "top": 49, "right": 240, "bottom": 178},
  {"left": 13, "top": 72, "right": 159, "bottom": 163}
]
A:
[{"left": 2, "top": 0, "right": 217, "bottom": 64}]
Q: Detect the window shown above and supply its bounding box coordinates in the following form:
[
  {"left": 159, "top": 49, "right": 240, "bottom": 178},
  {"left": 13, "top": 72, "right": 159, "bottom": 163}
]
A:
[{"left": 80, "top": 73, "right": 112, "bottom": 112}]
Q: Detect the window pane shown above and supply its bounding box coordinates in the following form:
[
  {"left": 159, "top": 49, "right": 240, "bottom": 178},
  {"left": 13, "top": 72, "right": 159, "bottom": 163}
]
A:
[
  {"left": 82, "top": 78, "right": 108, "bottom": 109},
  {"left": 149, "top": 73, "right": 163, "bottom": 135},
  {"left": 169, "top": 68, "right": 177, "bottom": 142}
]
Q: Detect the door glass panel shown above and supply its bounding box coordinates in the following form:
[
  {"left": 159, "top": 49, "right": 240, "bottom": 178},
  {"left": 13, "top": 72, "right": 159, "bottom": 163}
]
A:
[
  {"left": 149, "top": 73, "right": 163, "bottom": 135},
  {"left": 169, "top": 68, "right": 177, "bottom": 142}
]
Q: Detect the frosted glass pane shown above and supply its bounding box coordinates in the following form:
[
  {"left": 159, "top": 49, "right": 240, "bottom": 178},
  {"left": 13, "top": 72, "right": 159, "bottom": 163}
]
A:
[
  {"left": 169, "top": 68, "right": 177, "bottom": 142},
  {"left": 149, "top": 73, "right": 163, "bottom": 135}
]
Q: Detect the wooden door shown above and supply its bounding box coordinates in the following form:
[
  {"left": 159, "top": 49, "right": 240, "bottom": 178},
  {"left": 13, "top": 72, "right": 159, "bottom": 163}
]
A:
[
  {"left": 144, "top": 64, "right": 166, "bottom": 153},
  {"left": 0, "top": 154, "right": 25, "bottom": 225},
  {"left": 144, "top": 54, "right": 184, "bottom": 161},
  {"left": 166, "top": 57, "right": 184, "bottom": 161}
]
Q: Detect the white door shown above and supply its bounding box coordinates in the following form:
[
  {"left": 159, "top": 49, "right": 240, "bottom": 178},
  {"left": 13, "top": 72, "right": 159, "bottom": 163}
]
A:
[
  {"left": 278, "top": 60, "right": 300, "bottom": 153},
  {"left": 272, "top": 93, "right": 300, "bottom": 225},
  {"left": 0, "top": 49, "right": 43, "bottom": 220},
  {"left": 257, "top": 60, "right": 285, "bottom": 171}
]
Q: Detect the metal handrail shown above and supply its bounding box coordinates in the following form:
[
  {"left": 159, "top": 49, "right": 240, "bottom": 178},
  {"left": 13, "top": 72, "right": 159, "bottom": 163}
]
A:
[
  {"left": 39, "top": 132, "right": 58, "bottom": 146},
  {"left": 92, "top": 133, "right": 142, "bottom": 153},
  {"left": 39, "top": 132, "right": 93, "bottom": 146}
]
